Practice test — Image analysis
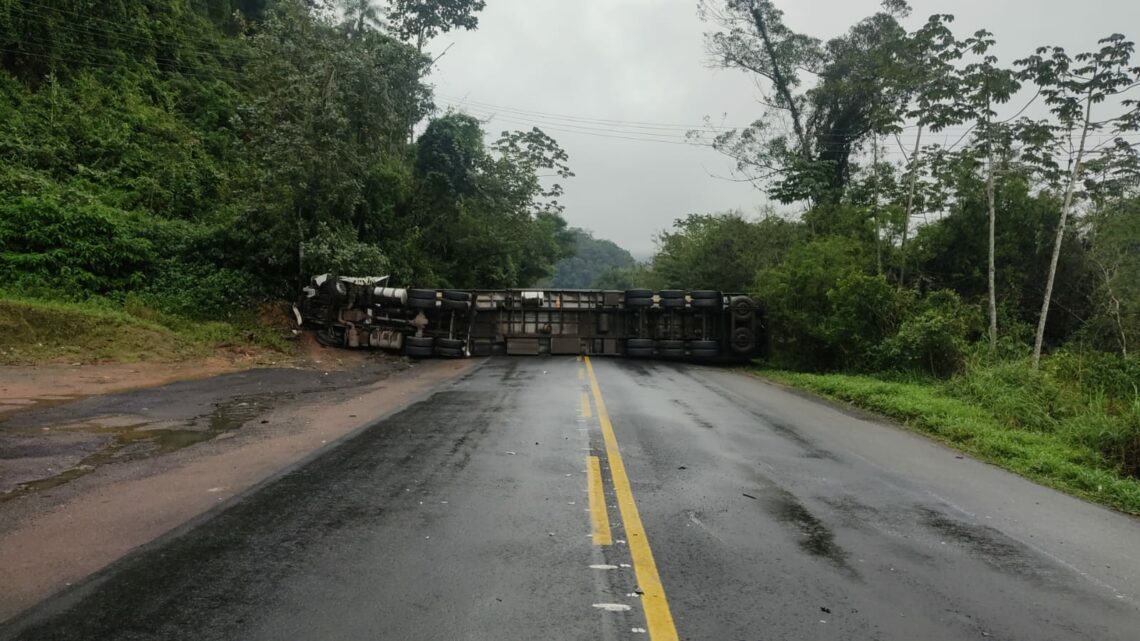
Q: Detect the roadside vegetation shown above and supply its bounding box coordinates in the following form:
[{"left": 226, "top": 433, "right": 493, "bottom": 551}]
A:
[
  {"left": 592, "top": 1, "right": 1140, "bottom": 511},
  {"left": 0, "top": 296, "right": 289, "bottom": 365},
  {"left": 0, "top": 0, "right": 573, "bottom": 362},
  {"left": 762, "top": 356, "right": 1140, "bottom": 514}
]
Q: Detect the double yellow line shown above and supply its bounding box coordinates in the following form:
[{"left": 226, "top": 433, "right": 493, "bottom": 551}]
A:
[{"left": 582, "top": 356, "right": 679, "bottom": 641}]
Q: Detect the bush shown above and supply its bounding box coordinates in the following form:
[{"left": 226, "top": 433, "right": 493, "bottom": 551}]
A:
[
  {"left": 0, "top": 196, "right": 156, "bottom": 293},
  {"left": 303, "top": 221, "right": 390, "bottom": 278},
  {"left": 1046, "top": 351, "right": 1140, "bottom": 406},
  {"left": 946, "top": 360, "right": 1065, "bottom": 431},
  {"left": 945, "top": 351, "right": 1140, "bottom": 478},
  {"left": 874, "top": 290, "right": 979, "bottom": 377},
  {"left": 755, "top": 236, "right": 870, "bottom": 369},
  {"left": 824, "top": 272, "right": 905, "bottom": 369}
]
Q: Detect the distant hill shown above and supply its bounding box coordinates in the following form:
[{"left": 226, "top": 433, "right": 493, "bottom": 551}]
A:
[{"left": 543, "top": 229, "right": 635, "bottom": 289}]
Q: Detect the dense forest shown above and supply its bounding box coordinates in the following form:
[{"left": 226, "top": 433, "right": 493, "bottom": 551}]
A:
[
  {"left": 0, "top": 0, "right": 575, "bottom": 319},
  {"left": 590, "top": 1, "right": 1140, "bottom": 373}
]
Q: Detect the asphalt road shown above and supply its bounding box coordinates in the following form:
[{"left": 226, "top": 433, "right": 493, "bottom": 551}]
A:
[{"left": 4, "top": 356, "right": 1140, "bottom": 640}]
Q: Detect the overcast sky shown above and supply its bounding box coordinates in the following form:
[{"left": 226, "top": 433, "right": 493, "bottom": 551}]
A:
[{"left": 428, "top": 0, "right": 1140, "bottom": 257}]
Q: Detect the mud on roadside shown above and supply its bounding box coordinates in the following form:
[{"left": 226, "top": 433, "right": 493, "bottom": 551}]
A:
[{"left": 0, "top": 344, "right": 407, "bottom": 511}]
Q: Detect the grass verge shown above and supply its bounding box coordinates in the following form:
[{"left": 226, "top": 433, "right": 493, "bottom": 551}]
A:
[
  {"left": 757, "top": 369, "right": 1140, "bottom": 515},
  {"left": 0, "top": 295, "right": 292, "bottom": 365}
]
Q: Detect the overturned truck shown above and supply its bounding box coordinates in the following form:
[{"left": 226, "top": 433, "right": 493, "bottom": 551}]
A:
[{"left": 298, "top": 275, "right": 765, "bottom": 362}]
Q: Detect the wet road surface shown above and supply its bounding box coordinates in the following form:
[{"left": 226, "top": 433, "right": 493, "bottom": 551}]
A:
[{"left": 3, "top": 357, "right": 1139, "bottom": 640}]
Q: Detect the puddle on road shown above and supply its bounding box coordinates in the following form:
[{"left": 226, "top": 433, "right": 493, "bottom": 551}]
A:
[
  {"left": 1, "top": 395, "right": 275, "bottom": 502},
  {"left": 0, "top": 395, "right": 83, "bottom": 420}
]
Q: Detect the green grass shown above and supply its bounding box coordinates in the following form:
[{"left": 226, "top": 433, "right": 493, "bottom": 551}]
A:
[
  {"left": 757, "top": 368, "right": 1140, "bottom": 515},
  {"left": 0, "top": 294, "right": 292, "bottom": 365}
]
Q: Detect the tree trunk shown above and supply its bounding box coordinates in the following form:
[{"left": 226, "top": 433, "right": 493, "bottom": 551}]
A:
[
  {"left": 898, "top": 124, "right": 924, "bottom": 290},
  {"left": 1032, "top": 95, "right": 1093, "bottom": 368},
  {"left": 297, "top": 207, "right": 306, "bottom": 287},
  {"left": 986, "top": 119, "right": 998, "bottom": 351},
  {"left": 748, "top": 3, "right": 807, "bottom": 152},
  {"left": 873, "top": 140, "right": 883, "bottom": 275}
]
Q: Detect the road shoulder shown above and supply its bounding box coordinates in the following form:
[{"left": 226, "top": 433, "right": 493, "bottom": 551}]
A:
[{"left": 0, "top": 357, "right": 477, "bottom": 622}]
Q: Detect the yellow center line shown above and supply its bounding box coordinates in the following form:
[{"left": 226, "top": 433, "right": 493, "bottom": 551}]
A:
[
  {"left": 584, "top": 356, "right": 679, "bottom": 641},
  {"left": 587, "top": 456, "right": 612, "bottom": 545},
  {"left": 580, "top": 392, "right": 593, "bottom": 418}
]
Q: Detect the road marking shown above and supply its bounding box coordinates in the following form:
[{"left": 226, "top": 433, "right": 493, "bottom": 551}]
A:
[
  {"left": 587, "top": 456, "right": 612, "bottom": 545},
  {"left": 580, "top": 392, "right": 593, "bottom": 418},
  {"left": 584, "top": 356, "right": 679, "bottom": 641}
]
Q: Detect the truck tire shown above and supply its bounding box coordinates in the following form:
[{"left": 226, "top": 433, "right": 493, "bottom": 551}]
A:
[
  {"left": 690, "top": 340, "right": 719, "bottom": 351},
  {"left": 658, "top": 289, "right": 684, "bottom": 299},
  {"left": 442, "top": 290, "right": 471, "bottom": 302},
  {"left": 433, "top": 337, "right": 465, "bottom": 355},
  {"left": 625, "top": 289, "right": 652, "bottom": 299},
  {"left": 404, "top": 345, "right": 433, "bottom": 358},
  {"left": 626, "top": 338, "right": 653, "bottom": 350},
  {"left": 690, "top": 290, "right": 720, "bottom": 300},
  {"left": 408, "top": 288, "right": 437, "bottom": 300},
  {"left": 409, "top": 297, "right": 436, "bottom": 309},
  {"left": 661, "top": 297, "right": 685, "bottom": 308},
  {"left": 691, "top": 298, "right": 720, "bottom": 309},
  {"left": 405, "top": 336, "right": 434, "bottom": 349},
  {"left": 315, "top": 329, "right": 343, "bottom": 348},
  {"left": 730, "top": 296, "right": 755, "bottom": 321},
  {"left": 730, "top": 327, "right": 755, "bottom": 354},
  {"left": 691, "top": 348, "right": 719, "bottom": 359},
  {"left": 441, "top": 298, "right": 471, "bottom": 311},
  {"left": 626, "top": 347, "right": 653, "bottom": 358},
  {"left": 625, "top": 297, "right": 652, "bottom": 308}
]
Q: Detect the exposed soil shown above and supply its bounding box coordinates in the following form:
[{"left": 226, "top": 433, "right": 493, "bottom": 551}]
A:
[{"left": 0, "top": 346, "right": 477, "bottom": 622}]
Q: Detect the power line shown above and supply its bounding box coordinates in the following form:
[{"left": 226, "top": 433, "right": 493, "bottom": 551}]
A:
[
  {"left": 459, "top": 109, "right": 704, "bottom": 147},
  {"left": 439, "top": 93, "right": 747, "bottom": 132},
  {"left": 451, "top": 103, "right": 1139, "bottom": 152},
  {"left": 452, "top": 104, "right": 700, "bottom": 141}
]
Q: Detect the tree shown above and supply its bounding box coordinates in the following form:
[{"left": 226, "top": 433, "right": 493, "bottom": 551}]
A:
[
  {"left": 894, "top": 13, "right": 965, "bottom": 290},
  {"left": 411, "top": 117, "right": 575, "bottom": 287},
  {"left": 1016, "top": 34, "right": 1140, "bottom": 367},
  {"left": 651, "top": 212, "right": 802, "bottom": 291},
  {"left": 698, "top": 0, "right": 912, "bottom": 204},
  {"left": 1084, "top": 147, "right": 1140, "bottom": 356},
  {"left": 341, "top": 0, "right": 385, "bottom": 36},
  {"left": 386, "top": 0, "right": 485, "bottom": 52},
  {"left": 956, "top": 30, "right": 1020, "bottom": 349}
]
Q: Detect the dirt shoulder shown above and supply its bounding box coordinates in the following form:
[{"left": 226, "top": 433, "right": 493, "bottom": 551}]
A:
[{"left": 0, "top": 353, "right": 477, "bottom": 622}]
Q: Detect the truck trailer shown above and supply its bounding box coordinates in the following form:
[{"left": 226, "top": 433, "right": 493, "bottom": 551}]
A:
[{"left": 297, "top": 275, "right": 765, "bottom": 362}]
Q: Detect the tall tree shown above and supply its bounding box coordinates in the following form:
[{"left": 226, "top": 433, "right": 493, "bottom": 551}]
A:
[
  {"left": 894, "top": 13, "right": 964, "bottom": 290},
  {"left": 386, "top": 0, "right": 486, "bottom": 52},
  {"left": 341, "top": 0, "right": 385, "bottom": 36},
  {"left": 1016, "top": 34, "right": 1140, "bottom": 367},
  {"left": 699, "top": 0, "right": 912, "bottom": 204},
  {"left": 956, "top": 30, "right": 1020, "bottom": 349}
]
